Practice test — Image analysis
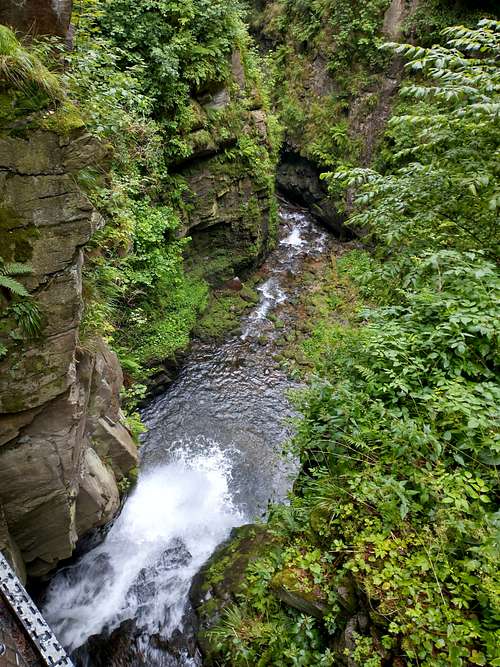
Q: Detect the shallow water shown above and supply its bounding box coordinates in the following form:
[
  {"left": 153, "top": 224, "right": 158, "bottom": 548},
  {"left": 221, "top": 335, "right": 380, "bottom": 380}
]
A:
[{"left": 43, "top": 202, "right": 330, "bottom": 666}]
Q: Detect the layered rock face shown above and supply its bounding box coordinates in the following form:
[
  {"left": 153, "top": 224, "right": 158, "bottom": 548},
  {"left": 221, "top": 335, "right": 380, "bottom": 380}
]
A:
[
  {"left": 0, "top": 129, "right": 138, "bottom": 578},
  {"left": 180, "top": 52, "right": 278, "bottom": 285}
]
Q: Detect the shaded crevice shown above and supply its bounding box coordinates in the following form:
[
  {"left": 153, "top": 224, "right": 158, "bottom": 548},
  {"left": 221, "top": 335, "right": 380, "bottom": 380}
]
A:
[{"left": 277, "top": 150, "right": 352, "bottom": 238}]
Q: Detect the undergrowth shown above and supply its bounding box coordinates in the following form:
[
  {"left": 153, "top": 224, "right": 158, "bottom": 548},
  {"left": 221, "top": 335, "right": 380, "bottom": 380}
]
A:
[{"left": 207, "top": 20, "right": 500, "bottom": 667}]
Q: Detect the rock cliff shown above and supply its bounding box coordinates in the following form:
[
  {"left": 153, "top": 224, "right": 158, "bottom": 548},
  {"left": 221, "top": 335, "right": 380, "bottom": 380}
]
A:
[
  {"left": 0, "top": 128, "right": 138, "bottom": 579},
  {"left": 251, "top": 0, "right": 419, "bottom": 232},
  {"left": 179, "top": 51, "right": 278, "bottom": 285},
  {"left": 0, "top": 0, "right": 73, "bottom": 38}
]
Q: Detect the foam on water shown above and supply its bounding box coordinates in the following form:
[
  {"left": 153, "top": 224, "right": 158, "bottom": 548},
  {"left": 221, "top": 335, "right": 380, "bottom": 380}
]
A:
[
  {"left": 44, "top": 444, "right": 244, "bottom": 653},
  {"left": 255, "top": 277, "right": 287, "bottom": 320},
  {"left": 280, "top": 225, "right": 306, "bottom": 248}
]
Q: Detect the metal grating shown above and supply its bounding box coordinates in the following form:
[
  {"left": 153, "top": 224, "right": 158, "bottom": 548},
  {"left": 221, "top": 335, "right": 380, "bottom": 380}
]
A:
[{"left": 0, "top": 553, "right": 74, "bottom": 667}]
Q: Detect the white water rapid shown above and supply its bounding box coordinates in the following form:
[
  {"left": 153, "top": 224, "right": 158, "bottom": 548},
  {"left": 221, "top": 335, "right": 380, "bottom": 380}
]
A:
[{"left": 44, "top": 445, "right": 243, "bottom": 658}]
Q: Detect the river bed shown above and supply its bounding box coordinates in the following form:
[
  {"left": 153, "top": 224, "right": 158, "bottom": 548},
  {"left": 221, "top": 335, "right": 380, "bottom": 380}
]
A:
[{"left": 43, "top": 202, "right": 331, "bottom": 666}]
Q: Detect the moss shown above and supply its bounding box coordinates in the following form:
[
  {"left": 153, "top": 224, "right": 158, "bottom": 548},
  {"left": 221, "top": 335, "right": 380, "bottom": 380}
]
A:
[
  {"left": 0, "top": 92, "right": 16, "bottom": 126},
  {"left": 0, "top": 205, "right": 37, "bottom": 263},
  {"left": 193, "top": 285, "right": 259, "bottom": 340},
  {"left": 117, "top": 466, "right": 139, "bottom": 496},
  {"left": 193, "top": 524, "right": 279, "bottom": 618},
  {"left": 40, "top": 103, "right": 85, "bottom": 135}
]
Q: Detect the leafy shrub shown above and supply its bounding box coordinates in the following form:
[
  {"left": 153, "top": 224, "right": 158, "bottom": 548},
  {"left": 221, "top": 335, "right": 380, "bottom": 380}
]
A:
[{"left": 210, "top": 19, "right": 500, "bottom": 667}]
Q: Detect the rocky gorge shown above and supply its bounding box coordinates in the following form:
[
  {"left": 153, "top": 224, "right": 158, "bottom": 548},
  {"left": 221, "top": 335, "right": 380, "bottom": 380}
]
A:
[
  {"left": 0, "top": 0, "right": 431, "bottom": 580},
  {"left": 0, "top": 0, "right": 278, "bottom": 582},
  {"left": 0, "top": 1, "right": 498, "bottom": 666}
]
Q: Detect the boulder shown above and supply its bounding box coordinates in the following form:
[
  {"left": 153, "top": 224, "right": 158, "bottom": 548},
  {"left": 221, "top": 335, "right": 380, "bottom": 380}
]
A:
[
  {"left": 92, "top": 418, "right": 138, "bottom": 481},
  {"left": 84, "top": 338, "right": 124, "bottom": 431},
  {"left": 224, "top": 277, "right": 243, "bottom": 291},
  {"left": 76, "top": 448, "right": 120, "bottom": 536},
  {"left": 0, "top": 0, "right": 73, "bottom": 38},
  {"left": 270, "top": 568, "right": 329, "bottom": 619}
]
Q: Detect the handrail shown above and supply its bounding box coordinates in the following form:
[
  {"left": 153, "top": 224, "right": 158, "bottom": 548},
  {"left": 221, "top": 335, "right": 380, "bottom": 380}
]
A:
[{"left": 0, "top": 552, "right": 74, "bottom": 667}]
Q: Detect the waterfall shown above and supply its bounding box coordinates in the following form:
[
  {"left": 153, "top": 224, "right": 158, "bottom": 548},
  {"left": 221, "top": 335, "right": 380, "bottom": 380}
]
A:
[{"left": 44, "top": 445, "right": 244, "bottom": 654}]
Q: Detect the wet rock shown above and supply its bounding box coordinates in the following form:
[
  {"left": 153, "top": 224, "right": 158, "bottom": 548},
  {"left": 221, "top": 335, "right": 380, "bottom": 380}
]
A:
[
  {"left": 190, "top": 524, "right": 279, "bottom": 661},
  {"left": 0, "top": 375, "right": 88, "bottom": 575},
  {"left": 271, "top": 569, "right": 328, "bottom": 619},
  {"left": 76, "top": 619, "right": 143, "bottom": 667},
  {"left": 133, "top": 540, "right": 192, "bottom": 598},
  {"left": 76, "top": 448, "right": 120, "bottom": 536},
  {"left": 225, "top": 276, "right": 243, "bottom": 291},
  {"left": 92, "top": 418, "right": 138, "bottom": 481},
  {"left": 336, "top": 576, "right": 359, "bottom": 615}
]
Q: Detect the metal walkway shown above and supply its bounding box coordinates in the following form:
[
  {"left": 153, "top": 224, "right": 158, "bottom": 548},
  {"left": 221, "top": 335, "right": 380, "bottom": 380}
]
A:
[{"left": 0, "top": 553, "right": 73, "bottom": 667}]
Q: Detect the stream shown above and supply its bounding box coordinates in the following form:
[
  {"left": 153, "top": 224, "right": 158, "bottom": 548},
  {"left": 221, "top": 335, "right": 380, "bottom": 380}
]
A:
[{"left": 42, "top": 202, "right": 331, "bottom": 666}]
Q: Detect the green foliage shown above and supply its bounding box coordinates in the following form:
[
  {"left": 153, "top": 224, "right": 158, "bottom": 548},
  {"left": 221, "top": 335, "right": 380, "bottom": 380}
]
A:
[
  {"left": 0, "top": 0, "right": 279, "bottom": 388},
  {"left": 0, "top": 260, "right": 30, "bottom": 297},
  {"left": 409, "top": 0, "right": 496, "bottom": 47},
  {"left": 8, "top": 301, "right": 42, "bottom": 339},
  {"left": 271, "top": 0, "right": 390, "bottom": 71},
  {"left": 210, "top": 20, "right": 500, "bottom": 667},
  {"left": 256, "top": 0, "right": 393, "bottom": 167},
  {"left": 97, "top": 0, "right": 243, "bottom": 109},
  {"left": 331, "top": 19, "right": 500, "bottom": 261},
  {"left": 66, "top": 0, "right": 278, "bottom": 394},
  {"left": 0, "top": 25, "right": 62, "bottom": 99},
  {"left": 210, "top": 605, "right": 335, "bottom": 666},
  {"left": 0, "top": 258, "right": 41, "bottom": 358}
]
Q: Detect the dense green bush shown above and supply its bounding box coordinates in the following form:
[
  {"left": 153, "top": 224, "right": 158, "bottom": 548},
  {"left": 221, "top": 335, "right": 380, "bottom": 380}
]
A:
[
  {"left": 209, "top": 20, "right": 500, "bottom": 666},
  {"left": 1, "top": 0, "right": 278, "bottom": 409},
  {"left": 63, "top": 0, "right": 277, "bottom": 398},
  {"left": 98, "top": 0, "right": 242, "bottom": 108}
]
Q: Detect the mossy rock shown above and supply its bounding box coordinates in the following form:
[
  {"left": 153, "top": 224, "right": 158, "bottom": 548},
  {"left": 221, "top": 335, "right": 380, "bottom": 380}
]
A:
[
  {"left": 190, "top": 524, "right": 280, "bottom": 660},
  {"left": 193, "top": 286, "right": 259, "bottom": 341},
  {"left": 270, "top": 567, "right": 329, "bottom": 619}
]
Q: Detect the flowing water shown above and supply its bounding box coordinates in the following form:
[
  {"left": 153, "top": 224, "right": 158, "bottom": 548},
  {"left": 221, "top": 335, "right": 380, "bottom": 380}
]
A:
[{"left": 43, "top": 202, "right": 330, "bottom": 666}]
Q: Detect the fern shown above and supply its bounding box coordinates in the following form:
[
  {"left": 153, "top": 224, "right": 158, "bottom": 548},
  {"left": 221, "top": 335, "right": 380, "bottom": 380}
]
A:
[
  {"left": 0, "top": 274, "right": 29, "bottom": 297},
  {"left": 0, "top": 258, "right": 42, "bottom": 338},
  {"left": 0, "top": 257, "right": 33, "bottom": 297},
  {"left": 2, "top": 262, "right": 34, "bottom": 276}
]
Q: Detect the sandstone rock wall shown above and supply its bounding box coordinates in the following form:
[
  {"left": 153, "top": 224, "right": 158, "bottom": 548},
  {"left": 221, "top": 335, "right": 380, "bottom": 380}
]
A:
[
  {"left": 0, "top": 129, "right": 137, "bottom": 579},
  {"left": 0, "top": 0, "right": 73, "bottom": 38},
  {"left": 179, "top": 51, "right": 277, "bottom": 285}
]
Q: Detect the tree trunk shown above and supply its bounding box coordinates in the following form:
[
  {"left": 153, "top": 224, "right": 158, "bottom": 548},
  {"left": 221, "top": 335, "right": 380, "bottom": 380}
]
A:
[{"left": 0, "top": 0, "right": 73, "bottom": 39}]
